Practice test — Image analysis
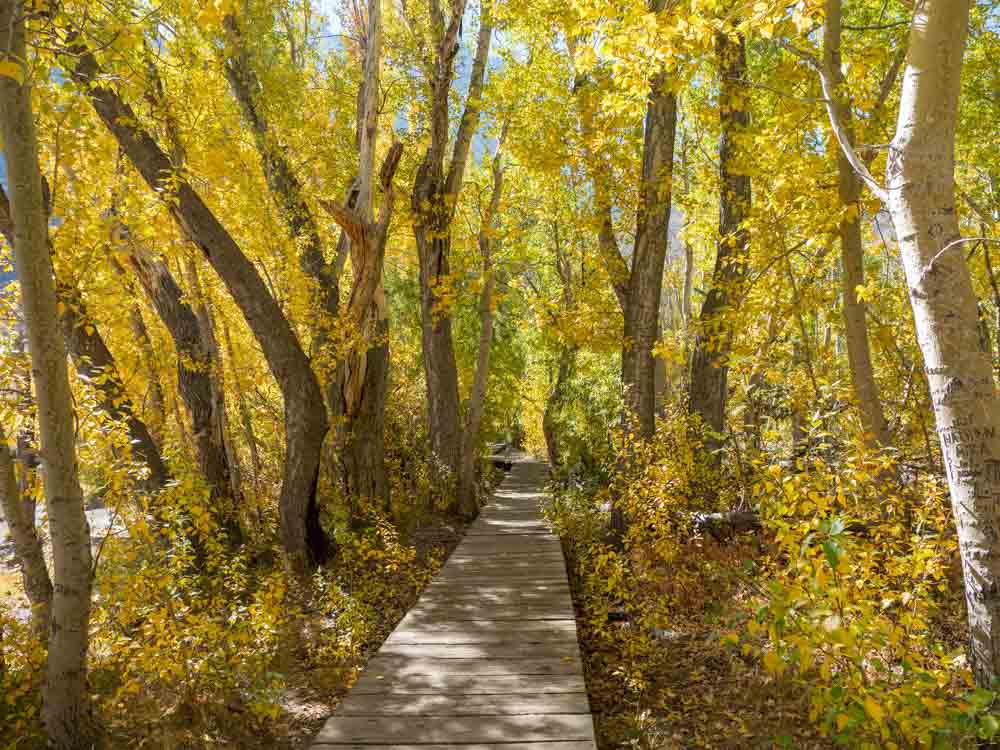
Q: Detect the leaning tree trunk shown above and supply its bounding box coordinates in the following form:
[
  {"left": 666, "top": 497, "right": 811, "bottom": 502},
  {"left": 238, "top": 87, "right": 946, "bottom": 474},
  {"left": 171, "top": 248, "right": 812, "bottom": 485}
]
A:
[
  {"left": 823, "top": 0, "right": 892, "bottom": 449},
  {"left": 882, "top": 0, "right": 1000, "bottom": 686},
  {"left": 0, "top": 424, "right": 52, "bottom": 639},
  {"left": 0, "top": 6, "right": 94, "bottom": 743},
  {"left": 56, "top": 282, "right": 170, "bottom": 494},
  {"left": 71, "top": 42, "right": 329, "bottom": 571},
  {"left": 689, "top": 33, "right": 751, "bottom": 460},
  {"left": 0, "top": 188, "right": 169, "bottom": 496},
  {"left": 127, "top": 245, "right": 238, "bottom": 534}
]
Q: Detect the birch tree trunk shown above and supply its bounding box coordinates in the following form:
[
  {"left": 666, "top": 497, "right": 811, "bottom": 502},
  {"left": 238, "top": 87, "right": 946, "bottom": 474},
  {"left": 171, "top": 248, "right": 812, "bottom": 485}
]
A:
[
  {"left": 689, "top": 32, "right": 751, "bottom": 460},
  {"left": 0, "top": 4, "right": 93, "bottom": 743},
  {"left": 882, "top": 0, "right": 1000, "bottom": 686}
]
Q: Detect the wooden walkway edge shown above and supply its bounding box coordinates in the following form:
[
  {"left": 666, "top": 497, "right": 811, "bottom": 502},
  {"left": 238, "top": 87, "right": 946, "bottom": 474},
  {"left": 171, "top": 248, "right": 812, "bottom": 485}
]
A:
[{"left": 311, "top": 456, "right": 597, "bottom": 749}]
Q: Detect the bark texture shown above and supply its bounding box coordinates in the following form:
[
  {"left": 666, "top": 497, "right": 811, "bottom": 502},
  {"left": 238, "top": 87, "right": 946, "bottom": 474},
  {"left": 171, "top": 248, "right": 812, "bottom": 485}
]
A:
[
  {"left": 0, "top": 424, "right": 52, "bottom": 638},
  {"left": 823, "top": 0, "right": 891, "bottom": 449},
  {"left": 409, "top": 0, "right": 492, "bottom": 493},
  {"left": 71, "top": 41, "right": 329, "bottom": 570},
  {"left": 622, "top": 77, "right": 677, "bottom": 440},
  {"left": 457, "top": 127, "right": 507, "bottom": 516},
  {"left": 126, "top": 243, "right": 237, "bottom": 527},
  {"left": 0, "top": 6, "right": 93, "bottom": 743},
  {"left": 880, "top": 0, "right": 1000, "bottom": 686},
  {"left": 689, "top": 33, "right": 751, "bottom": 458}
]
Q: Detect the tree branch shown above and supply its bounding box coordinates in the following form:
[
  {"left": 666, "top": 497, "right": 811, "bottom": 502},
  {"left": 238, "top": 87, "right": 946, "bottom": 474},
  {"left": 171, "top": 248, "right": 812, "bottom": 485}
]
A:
[{"left": 780, "top": 41, "right": 890, "bottom": 204}]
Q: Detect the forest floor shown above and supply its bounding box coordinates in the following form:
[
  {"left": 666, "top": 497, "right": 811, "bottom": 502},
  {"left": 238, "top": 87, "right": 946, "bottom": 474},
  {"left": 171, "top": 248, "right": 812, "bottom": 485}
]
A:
[
  {"left": 563, "top": 535, "right": 834, "bottom": 750},
  {"left": 272, "top": 519, "right": 470, "bottom": 749},
  {"left": 0, "top": 500, "right": 474, "bottom": 749}
]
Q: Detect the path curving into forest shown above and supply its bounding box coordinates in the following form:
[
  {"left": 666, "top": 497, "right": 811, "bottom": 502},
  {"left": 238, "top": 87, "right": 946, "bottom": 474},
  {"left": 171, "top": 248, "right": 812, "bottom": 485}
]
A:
[{"left": 310, "top": 456, "right": 597, "bottom": 749}]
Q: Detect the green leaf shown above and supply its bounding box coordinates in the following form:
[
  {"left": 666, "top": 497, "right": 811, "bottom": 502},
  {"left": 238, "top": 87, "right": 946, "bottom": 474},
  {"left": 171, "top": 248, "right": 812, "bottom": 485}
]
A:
[{"left": 823, "top": 539, "right": 842, "bottom": 571}]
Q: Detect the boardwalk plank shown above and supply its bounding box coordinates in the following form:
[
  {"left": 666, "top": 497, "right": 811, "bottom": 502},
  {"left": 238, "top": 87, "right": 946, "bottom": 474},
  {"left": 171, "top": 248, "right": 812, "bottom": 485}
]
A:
[
  {"left": 378, "top": 643, "right": 580, "bottom": 659},
  {"left": 314, "top": 743, "right": 597, "bottom": 749},
  {"left": 310, "top": 458, "right": 595, "bottom": 748},
  {"left": 363, "top": 656, "right": 582, "bottom": 678},
  {"left": 313, "top": 714, "right": 595, "bottom": 744},
  {"left": 334, "top": 692, "right": 591, "bottom": 716},
  {"left": 350, "top": 671, "right": 587, "bottom": 694}
]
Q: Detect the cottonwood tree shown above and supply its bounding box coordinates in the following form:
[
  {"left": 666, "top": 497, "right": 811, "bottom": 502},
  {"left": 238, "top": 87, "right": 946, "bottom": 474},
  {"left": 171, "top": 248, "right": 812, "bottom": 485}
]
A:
[
  {"left": 0, "top": 2, "right": 93, "bottom": 744},
  {"left": 570, "top": 2, "right": 678, "bottom": 444},
  {"left": 803, "top": 0, "right": 1000, "bottom": 686},
  {"left": 225, "top": 0, "right": 402, "bottom": 520},
  {"left": 68, "top": 33, "right": 331, "bottom": 572},
  {"left": 458, "top": 125, "right": 508, "bottom": 510},
  {"left": 821, "top": 0, "right": 894, "bottom": 450},
  {"left": 688, "top": 31, "right": 750, "bottom": 459},
  {"left": 405, "top": 0, "right": 494, "bottom": 516}
]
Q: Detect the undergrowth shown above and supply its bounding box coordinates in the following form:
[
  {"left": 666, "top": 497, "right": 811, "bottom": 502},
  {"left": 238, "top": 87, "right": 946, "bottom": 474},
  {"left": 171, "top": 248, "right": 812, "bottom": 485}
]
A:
[{"left": 546, "top": 408, "right": 1000, "bottom": 749}]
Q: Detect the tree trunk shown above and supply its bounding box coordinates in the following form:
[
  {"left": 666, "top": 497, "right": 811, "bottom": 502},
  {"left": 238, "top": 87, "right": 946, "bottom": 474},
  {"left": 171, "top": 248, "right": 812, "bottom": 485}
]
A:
[
  {"left": 0, "top": 6, "right": 94, "bottom": 742},
  {"left": 689, "top": 33, "right": 751, "bottom": 459},
  {"left": 126, "top": 245, "right": 237, "bottom": 530},
  {"left": 622, "top": 79, "right": 677, "bottom": 440},
  {"left": 408, "top": 0, "right": 491, "bottom": 493},
  {"left": 0, "top": 191, "right": 169, "bottom": 497},
  {"left": 71, "top": 42, "right": 329, "bottom": 571},
  {"left": 881, "top": 0, "right": 1000, "bottom": 686},
  {"left": 184, "top": 253, "right": 244, "bottom": 512},
  {"left": 543, "top": 346, "right": 576, "bottom": 470},
  {"left": 125, "top": 300, "right": 166, "bottom": 443},
  {"left": 221, "top": 318, "right": 262, "bottom": 490},
  {"left": 56, "top": 282, "right": 170, "bottom": 494},
  {"left": 0, "top": 424, "right": 52, "bottom": 639},
  {"left": 823, "top": 0, "right": 892, "bottom": 449},
  {"left": 333, "top": 0, "right": 392, "bottom": 521}
]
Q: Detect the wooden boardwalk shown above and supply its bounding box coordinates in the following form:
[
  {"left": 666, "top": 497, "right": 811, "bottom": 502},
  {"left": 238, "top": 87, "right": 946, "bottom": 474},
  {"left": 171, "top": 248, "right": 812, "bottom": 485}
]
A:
[{"left": 311, "top": 457, "right": 597, "bottom": 749}]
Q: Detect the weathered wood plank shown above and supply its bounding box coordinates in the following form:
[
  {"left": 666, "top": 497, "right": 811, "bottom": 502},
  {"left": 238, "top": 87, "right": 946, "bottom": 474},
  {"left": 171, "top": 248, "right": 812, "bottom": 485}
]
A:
[
  {"left": 313, "top": 714, "right": 595, "bottom": 744},
  {"left": 310, "top": 458, "right": 595, "bottom": 749},
  {"left": 385, "top": 620, "right": 577, "bottom": 645},
  {"left": 377, "top": 643, "right": 580, "bottom": 660},
  {"left": 363, "top": 656, "right": 581, "bottom": 678},
  {"left": 416, "top": 591, "right": 573, "bottom": 605},
  {"left": 350, "top": 672, "right": 587, "bottom": 694},
  {"left": 333, "top": 692, "right": 591, "bottom": 716}
]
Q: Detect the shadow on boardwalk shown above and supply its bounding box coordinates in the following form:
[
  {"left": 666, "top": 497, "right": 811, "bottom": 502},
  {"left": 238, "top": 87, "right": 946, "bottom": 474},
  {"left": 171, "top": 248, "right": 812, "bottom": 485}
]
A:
[{"left": 311, "top": 456, "right": 597, "bottom": 749}]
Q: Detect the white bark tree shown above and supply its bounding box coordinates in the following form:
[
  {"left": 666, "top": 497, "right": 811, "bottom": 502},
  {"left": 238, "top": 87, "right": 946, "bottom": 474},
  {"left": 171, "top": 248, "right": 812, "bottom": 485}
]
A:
[
  {"left": 806, "top": 0, "right": 1000, "bottom": 685},
  {"left": 0, "top": 1, "right": 93, "bottom": 743}
]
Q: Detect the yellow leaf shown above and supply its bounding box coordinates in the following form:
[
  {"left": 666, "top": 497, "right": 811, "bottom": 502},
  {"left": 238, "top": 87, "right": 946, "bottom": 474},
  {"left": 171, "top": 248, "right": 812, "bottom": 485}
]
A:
[
  {"left": 0, "top": 59, "right": 24, "bottom": 85},
  {"left": 836, "top": 713, "right": 850, "bottom": 731},
  {"left": 864, "top": 696, "right": 885, "bottom": 723},
  {"left": 763, "top": 650, "right": 784, "bottom": 676}
]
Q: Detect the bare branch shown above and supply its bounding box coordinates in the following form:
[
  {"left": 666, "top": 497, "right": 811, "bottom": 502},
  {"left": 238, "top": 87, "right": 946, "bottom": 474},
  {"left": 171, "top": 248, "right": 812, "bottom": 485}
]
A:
[{"left": 780, "top": 41, "right": 890, "bottom": 204}]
